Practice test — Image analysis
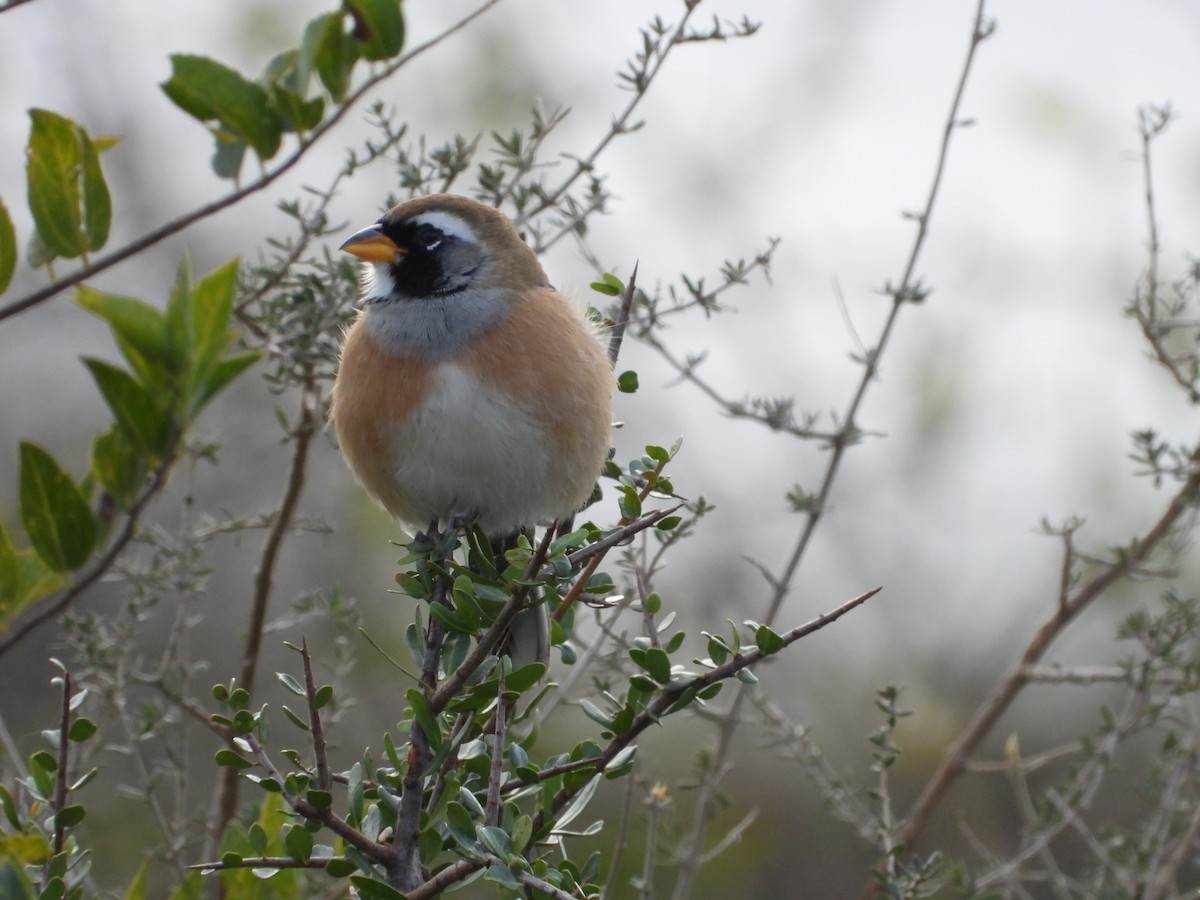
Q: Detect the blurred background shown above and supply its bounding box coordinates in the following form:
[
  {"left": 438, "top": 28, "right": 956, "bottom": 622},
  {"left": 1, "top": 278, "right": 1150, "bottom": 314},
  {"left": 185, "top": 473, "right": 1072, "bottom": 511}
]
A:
[{"left": 3, "top": 0, "right": 1200, "bottom": 895}]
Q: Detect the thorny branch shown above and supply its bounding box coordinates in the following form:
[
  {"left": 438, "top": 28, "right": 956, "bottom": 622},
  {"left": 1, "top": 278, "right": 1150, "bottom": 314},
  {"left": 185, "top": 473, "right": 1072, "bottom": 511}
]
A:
[{"left": 668, "top": 4, "right": 995, "bottom": 896}]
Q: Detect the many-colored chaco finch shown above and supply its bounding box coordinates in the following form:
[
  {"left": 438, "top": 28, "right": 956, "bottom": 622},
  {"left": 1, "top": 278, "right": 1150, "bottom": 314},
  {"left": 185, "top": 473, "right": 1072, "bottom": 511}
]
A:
[{"left": 331, "top": 194, "right": 614, "bottom": 664}]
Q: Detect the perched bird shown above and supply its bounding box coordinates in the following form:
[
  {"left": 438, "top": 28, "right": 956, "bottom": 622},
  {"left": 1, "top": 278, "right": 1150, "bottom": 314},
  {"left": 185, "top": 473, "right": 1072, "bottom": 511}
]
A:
[{"left": 331, "top": 194, "right": 613, "bottom": 665}]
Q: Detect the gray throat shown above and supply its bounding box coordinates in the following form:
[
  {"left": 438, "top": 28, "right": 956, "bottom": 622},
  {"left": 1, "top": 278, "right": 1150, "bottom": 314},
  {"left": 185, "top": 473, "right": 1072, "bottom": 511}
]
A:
[{"left": 360, "top": 286, "right": 509, "bottom": 359}]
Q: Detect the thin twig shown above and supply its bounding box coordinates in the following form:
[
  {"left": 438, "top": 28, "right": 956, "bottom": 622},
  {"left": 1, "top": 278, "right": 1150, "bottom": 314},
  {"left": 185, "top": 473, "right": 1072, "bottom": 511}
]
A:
[
  {"left": 672, "top": 5, "right": 994, "bottom": 896},
  {"left": 301, "top": 638, "right": 331, "bottom": 791},
  {"left": 897, "top": 462, "right": 1200, "bottom": 849},
  {"left": 530, "top": 588, "right": 880, "bottom": 832},
  {"left": 0, "top": 0, "right": 506, "bottom": 324},
  {"left": 485, "top": 667, "right": 506, "bottom": 827},
  {"left": 607, "top": 262, "right": 639, "bottom": 367},
  {"left": 430, "top": 527, "right": 555, "bottom": 712},
  {"left": 206, "top": 394, "right": 318, "bottom": 861},
  {"left": 52, "top": 669, "right": 71, "bottom": 856},
  {"left": 513, "top": 5, "right": 703, "bottom": 228}
]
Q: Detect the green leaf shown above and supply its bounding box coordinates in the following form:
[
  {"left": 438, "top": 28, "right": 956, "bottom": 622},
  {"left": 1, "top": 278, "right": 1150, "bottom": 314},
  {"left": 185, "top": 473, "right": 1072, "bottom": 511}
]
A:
[
  {"left": 165, "top": 259, "right": 193, "bottom": 378},
  {"left": 324, "top": 858, "right": 356, "bottom": 878},
  {"left": 477, "top": 824, "right": 512, "bottom": 858},
  {"left": 121, "top": 863, "right": 147, "bottom": 900},
  {"left": 190, "top": 351, "right": 260, "bottom": 416},
  {"left": 247, "top": 822, "right": 267, "bottom": 855},
  {"left": 267, "top": 84, "right": 325, "bottom": 133},
  {"left": 283, "top": 823, "right": 313, "bottom": 862},
  {"left": 0, "top": 525, "right": 18, "bottom": 612},
  {"left": 346, "top": 0, "right": 405, "bottom": 61},
  {"left": 511, "top": 814, "right": 533, "bottom": 852},
  {"left": 0, "top": 857, "right": 40, "bottom": 899},
  {"left": 163, "top": 257, "right": 258, "bottom": 420},
  {"left": 83, "top": 359, "right": 169, "bottom": 457},
  {"left": 754, "top": 624, "right": 785, "bottom": 655},
  {"left": 53, "top": 805, "right": 85, "bottom": 829},
  {"left": 25, "top": 110, "right": 112, "bottom": 260},
  {"left": 90, "top": 429, "right": 146, "bottom": 510},
  {"left": 444, "top": 801, "right": 479, "bottom": 852},
  {"left": 406, "top": 689, "right": 442, "bottom": 750},
  {"left": 76, "top": 288, "right": 174, "bottom": 385},
  {"left": 428, "top": 602, "right": 471, "bottom": 634},
  {"left": 305, "top": 789, "right": 332, "bottom": 809},
  {"left": 276, "top": 672, "right": 305, "bottom": 696},
  {"left": 211, "top": 137, "right": 247, "bottom": 181},
  {"left": 304, "top": 13, "right": 360, "bottom": 102},
  {"left": 579, "top": 699, "right": 613, "bottom": 729},
  {"left": 280, "top": 705, "right": 310, "bottom": 732},
  {"left": 19, "top": 442, "right": 97, "bottom": 573},
  {"left": 214, "top": 749, "right": 253, "bottom": 769},
  {"left": 0, "top": 198, "right": 15, "bottom": 294},
  {"left": 161, "top": 55, "right": 284, "bottom": 161},
  {"left": 67, "top": 718, "right": 97, "bottom": 742},
  {"left": 642, "top": 647, "right": 672, "bottom": 684},
  {"left": 189, "top": 258, "right": 239, "bottom": 375},
  {"left": 79, "top": 130, "right": 112, "bottom": 250},
  {"left": 0, "top": 785, "right": 19, "bottom": 830},
  {"left": 483, "top": 865, "right": 522, "bottom": 890},
  {"left": 0, "top": 543, "right": 64, "bottom": 623},
  {"left": 589, "top": 272, "right": 624, "bottom": 296},
  {"left": 735, "top": 667, "right": 759, "bottom": 685}
]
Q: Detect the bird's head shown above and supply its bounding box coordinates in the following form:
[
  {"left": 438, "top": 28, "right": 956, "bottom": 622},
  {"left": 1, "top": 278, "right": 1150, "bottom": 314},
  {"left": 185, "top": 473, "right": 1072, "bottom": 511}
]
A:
[{"left": 340, "top": 194, "right": 548, "bottom": 306}]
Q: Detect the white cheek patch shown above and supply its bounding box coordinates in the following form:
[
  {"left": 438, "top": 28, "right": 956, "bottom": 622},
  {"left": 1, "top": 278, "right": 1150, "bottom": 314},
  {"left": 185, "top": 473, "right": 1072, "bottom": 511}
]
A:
[
  {"left": 410, "top": 211, "right": 478, "bottom": 245},
  {"left": 360, "top": 262, "right": 395, "bottom": 303}
]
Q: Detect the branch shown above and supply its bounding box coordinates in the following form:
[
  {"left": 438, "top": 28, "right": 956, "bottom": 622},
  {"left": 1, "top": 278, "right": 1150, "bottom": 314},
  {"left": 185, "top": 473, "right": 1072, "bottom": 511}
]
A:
[
  {"left": 664, "top": 6, "right": 994, "bottom": 897},
  {"left": 0, "top": 460, "right": 171, "bottom": 658},
  {"left": 52, "top": 669, "right": 71, "bottom": 856},
  {"left": 0, "top": 0, "right": 506, "bottom": 324},
  {"left": 513, "top": 4, "right": 704, "bottom": 227},
  {"left": 607, "top": 262, "right": 638, "bottom": 367},
  {"left": 301, "top": 638, "right": 331, "bottom": 791},
  {"left": 896, "top": 461, "right": 1200, "bottom": 849},
  {"left": 207, "top": 395, "right": 318, "bottom": 860},
  {"left": 428, "top": 527, "right": 555, "bottom": 713},
  {"left": 529, "top": 588, "right": 879, "bottom": 827}
]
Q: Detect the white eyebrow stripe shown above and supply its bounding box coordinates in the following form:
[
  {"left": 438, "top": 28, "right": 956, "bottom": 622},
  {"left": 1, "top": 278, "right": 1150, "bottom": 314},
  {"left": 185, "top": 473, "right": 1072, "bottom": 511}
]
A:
[{"left": 410, "top": 211, "right": 478, "bottom": 244}]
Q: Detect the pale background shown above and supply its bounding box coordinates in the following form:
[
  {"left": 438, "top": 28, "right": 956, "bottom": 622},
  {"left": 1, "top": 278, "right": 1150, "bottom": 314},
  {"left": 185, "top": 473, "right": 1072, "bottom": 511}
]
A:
[{"left": 2, "top": 1, "right": 1200, "bottom": 895}]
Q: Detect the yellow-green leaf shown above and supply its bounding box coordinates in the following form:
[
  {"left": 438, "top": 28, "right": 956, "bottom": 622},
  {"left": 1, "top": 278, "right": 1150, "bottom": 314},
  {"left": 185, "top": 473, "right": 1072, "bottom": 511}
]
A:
[
  {"left": 0, "top": 543, "right": 65, "bottom": 624},
  {"left": 26, "top": 109, "right": 84, "bottom": 259},
  {"left": 24, "top": 110, "right": 113, "bottom": 261},
  {"left": 0, "top": 198, "right": 15, "bottom": 294},
  {"left": 121, "top": 862, "right": 147, "bottom": 900},
  {"left": 189, "top": 258, "right": 240, "bottom": 374},
  {"left": 77, "top": 287, "right": 176, "bottom": 386},
  {"left": 79, "top": 129, "right": 111, "bottom": 250},
  {"left": 19, "top": 442, "right": 97, "bottom": 573}
]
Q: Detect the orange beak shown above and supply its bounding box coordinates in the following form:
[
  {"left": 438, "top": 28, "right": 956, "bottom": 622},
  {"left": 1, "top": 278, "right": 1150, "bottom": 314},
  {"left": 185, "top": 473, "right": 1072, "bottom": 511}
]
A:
[{"left": 340, "top": 225, "right": 405, "bottom": 263}]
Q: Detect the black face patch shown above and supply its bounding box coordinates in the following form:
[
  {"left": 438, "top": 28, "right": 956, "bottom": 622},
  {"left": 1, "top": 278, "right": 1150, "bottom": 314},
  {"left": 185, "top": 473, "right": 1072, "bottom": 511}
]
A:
[{"left": 378, "top": 219, "right": 456, "bottom": 298}]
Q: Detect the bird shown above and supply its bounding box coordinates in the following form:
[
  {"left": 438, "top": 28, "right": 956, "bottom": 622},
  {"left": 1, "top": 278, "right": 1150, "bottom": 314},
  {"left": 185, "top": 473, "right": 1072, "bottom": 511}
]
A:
[{"left": 331, "top": 193, "right": 614, "bottom": 666}]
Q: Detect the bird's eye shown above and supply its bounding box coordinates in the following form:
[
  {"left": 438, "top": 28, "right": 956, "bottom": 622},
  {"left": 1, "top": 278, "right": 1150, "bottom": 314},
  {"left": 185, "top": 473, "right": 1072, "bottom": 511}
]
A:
[{"left": 415, "top": 224, "right": 443, "bottom": 251}]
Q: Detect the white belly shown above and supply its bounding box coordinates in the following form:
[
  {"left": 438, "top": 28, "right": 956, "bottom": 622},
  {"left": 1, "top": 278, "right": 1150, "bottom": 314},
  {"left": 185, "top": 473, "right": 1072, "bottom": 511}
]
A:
[{"left": 387, "top": 362, "right": 556, "bottom": 534}]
